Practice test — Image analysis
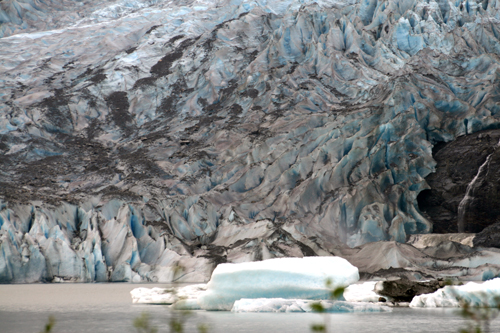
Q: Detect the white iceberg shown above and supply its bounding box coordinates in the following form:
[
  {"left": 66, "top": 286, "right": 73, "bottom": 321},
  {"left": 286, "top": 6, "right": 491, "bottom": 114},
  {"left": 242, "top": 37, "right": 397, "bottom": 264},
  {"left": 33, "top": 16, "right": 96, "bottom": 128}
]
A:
[
  {"left": 170, "top": 298, "right": 203, "bottom": 310},
  {"left": 197, "top": 257, "right": 359, "bottom": 311},
  {"left": 343, "top": 281, "right": 384, "bottom": 302},
  {"left": 410, "top": 278, "right": 500, "bottom": 308},
  {"left": 231, "top": 298, "right": 392, "bottom": 313},
  {"left": 130, "top": 284, "right": 207, "bottom": 305}
]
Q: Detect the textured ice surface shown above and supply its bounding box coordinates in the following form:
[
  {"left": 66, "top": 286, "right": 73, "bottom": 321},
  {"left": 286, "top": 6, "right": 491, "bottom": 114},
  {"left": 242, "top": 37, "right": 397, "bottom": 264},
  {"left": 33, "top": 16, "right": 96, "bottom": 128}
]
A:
[
  {"left": 130, "top": 284, "right": 206, "bottom": 304},
  {"left": 410, "top": 278, "right": 500, "bottom": 308},
  {"left": 231, "top": 298, "right": 391, "bottom": 313},
  {"left": 0, "top": 201, "right": 214, "bottom": 283},
  {"left": 198, "top": 257, "right": 359, "bottom": 310},
  {"left": 339, "top": 241, "right": 500, "bottom": 281},
  {"left": 2, "top": 0, "right": 500, "bottom": 282},
  {"left": 0, "top": 0, "right": 163, "bottom": 38}
]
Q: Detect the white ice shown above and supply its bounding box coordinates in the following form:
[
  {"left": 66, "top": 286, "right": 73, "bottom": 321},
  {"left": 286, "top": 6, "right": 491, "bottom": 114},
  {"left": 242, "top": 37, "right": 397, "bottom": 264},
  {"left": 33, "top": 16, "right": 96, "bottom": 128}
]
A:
[
  {"left": 197, "top": 257, "right": 359, "bottom": 311},
  {"left": 410, "top": 278, "right": 500, "bottom": 308},
  {"left": 130, "top": 284, "right": 207, "bottom": 304},
  {"left": 231, "top": 298, "right": 392, "bottom": 313},
  {"left": 343, "top": 281, "right": 384, "bottom": 302}
]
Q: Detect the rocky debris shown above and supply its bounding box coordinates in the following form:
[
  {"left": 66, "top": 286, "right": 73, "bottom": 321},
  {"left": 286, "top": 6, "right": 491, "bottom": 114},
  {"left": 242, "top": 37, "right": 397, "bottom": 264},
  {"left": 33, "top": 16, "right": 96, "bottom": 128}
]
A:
[
  {"left": 374, "top": 278, "right": 447, "bottom": 302},
  {"left": 407, "top": 234, "right": 475, "bottom": 249},
  {"left": 473, "top": 222, "right": 500, "bottom": 248},
  {"left": 359, "top": 268, "right": 436, "bottom": 281},
  {"left": 338, "top": 241, "right": 500, "bottom": 282}
]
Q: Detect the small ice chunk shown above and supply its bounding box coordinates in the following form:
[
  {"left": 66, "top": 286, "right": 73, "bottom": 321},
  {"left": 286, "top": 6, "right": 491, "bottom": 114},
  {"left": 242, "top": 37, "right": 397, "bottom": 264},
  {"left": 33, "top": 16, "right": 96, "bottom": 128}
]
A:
[
  {"left": 344, "top": 281, "right": 385, "bottom": 302},
  {"left": 130, "top": 284, "right": 207, "bottom": 304},
  {"left": 231, "top": 298, "right": 392, "bottom": 313},
  {"left": 410, "top": 278, "right": 500, "bottom": 308},
  {"left": 171, "top": 298, "right": 202, "bottom": 310},
  {"left": 198, "top": 257, "right": 359, "bottom": 311},
  {"left": 176, "top": 284, "right": 208, "bottom": 299},
  {"left": 131, "top": 287, "right": 177, "bottom": 304}
]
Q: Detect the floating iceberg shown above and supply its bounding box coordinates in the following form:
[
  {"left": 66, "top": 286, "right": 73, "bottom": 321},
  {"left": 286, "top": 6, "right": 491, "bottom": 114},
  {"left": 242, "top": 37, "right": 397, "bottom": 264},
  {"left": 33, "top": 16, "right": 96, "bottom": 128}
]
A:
[
  {"left": 130, "top": 284, "right": 206, "bottom": 304},
  {"left": 410, "top": 278, "right": 500, "bottom": 308},
  {"left": 343, "top": 281, "right": 383, "bottom": 302},
  {"left": 231, "top": 298, "right": 391, "bottom": 313},
  {"left": 130, "top": 287, "right": 177, "bottom": 304},
  {"left": 197, "top": 257, "right": 359, "bottom": 311}
]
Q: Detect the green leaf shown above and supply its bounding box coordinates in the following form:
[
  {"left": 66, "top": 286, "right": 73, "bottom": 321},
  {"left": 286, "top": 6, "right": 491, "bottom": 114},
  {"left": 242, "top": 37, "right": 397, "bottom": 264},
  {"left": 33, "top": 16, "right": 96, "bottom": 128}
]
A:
[
  {"left": 197, "top": 323, "right": 209, "bottom": 333},
  {"left": 133, "top": 312, "right": 157, "bottom": 333},
  {"left": 311, "top": 324, "right": 326, "bottom": 332},
  {"left": 40, "top": 315, "right": 56, "bottom": 333},
  {"left": 170, "top": 319, "right": 184, "bottom": 333},
  {"left": 330, "top": 287, "right": 345, "bottom": 300},
  {"left": 310, "top": 302, "right": 325, "bottom": 313}
]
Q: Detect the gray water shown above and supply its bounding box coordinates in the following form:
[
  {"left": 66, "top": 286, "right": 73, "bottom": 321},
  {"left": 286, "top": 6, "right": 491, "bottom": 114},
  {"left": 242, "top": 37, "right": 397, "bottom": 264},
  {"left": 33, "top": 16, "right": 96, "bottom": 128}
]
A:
[{"left": 1, "top": 283, "right": 499, "bottom": 333}]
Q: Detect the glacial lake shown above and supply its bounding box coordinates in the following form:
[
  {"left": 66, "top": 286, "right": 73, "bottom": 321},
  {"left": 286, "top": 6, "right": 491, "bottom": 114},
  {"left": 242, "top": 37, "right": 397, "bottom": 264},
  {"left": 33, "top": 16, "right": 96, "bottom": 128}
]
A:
[{"left": 1, "top": 283, "right": 499, "bottom": 333}]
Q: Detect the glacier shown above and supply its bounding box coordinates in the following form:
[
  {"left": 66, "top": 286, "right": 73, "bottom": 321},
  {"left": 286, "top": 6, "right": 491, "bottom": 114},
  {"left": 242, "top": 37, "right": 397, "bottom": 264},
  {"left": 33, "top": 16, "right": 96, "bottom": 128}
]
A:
[
  {"left": 197, "top": 256, "right": 359, "bottom": 310},
  {"left": 2, "top": 0, "right": 500, "bottom": 282}
]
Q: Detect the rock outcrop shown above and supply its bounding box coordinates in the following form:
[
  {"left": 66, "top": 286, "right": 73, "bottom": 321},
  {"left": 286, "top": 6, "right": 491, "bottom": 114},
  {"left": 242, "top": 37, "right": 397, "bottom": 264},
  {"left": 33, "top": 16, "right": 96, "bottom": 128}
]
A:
[
  {"left": 474, "top": 222, "right": 500, "bottom": 248},
  {"left": 418, "top": 129, "right": 500, "bottom": 233},
  {"left": 374, "top": 278, "right": 446, "bottom": 302}
]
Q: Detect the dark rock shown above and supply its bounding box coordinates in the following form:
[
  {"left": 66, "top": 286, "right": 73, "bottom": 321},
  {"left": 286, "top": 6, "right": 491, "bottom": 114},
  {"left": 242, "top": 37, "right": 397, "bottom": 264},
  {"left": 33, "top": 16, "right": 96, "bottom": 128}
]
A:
[
  {"left": 473, "top": 222, "right": 500, "bottom": 248},
  {"left": 374, "top": 278, "right": 445, "bottom": 302},
  {"left": 418, "top": 129, "right": 500, "bottom": 233},
  {"left": 359, "top": 268, "right": 435, "bottom": 281}
]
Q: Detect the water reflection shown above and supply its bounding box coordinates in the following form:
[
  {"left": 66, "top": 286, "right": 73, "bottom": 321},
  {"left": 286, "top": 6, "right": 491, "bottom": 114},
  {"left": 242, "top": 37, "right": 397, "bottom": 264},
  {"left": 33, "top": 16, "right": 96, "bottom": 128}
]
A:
[{"left": 0, "top": 284, "right": 499, "bottom": 333}]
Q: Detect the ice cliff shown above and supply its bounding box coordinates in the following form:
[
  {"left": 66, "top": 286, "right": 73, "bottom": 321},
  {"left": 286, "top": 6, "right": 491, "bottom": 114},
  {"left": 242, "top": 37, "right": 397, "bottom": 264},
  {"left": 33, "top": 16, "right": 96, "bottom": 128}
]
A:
[{"left": 2, "top": 0, "right": 500, "bottom": 282}]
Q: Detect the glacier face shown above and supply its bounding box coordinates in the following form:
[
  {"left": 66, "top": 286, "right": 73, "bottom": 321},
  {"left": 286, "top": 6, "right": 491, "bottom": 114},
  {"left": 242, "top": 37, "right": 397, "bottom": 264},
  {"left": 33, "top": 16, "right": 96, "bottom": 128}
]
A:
[{"left": 1, "top": 0, "right": 500, "bottom": 282}]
